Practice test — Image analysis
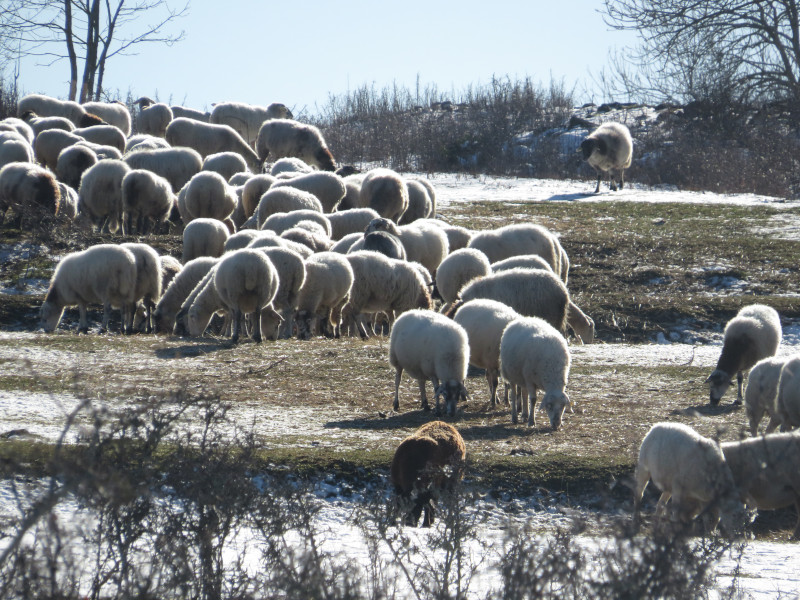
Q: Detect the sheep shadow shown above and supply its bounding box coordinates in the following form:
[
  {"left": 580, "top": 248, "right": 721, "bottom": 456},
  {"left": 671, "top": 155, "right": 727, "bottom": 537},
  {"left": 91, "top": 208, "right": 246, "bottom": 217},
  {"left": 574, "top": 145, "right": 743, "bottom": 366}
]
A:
[
  {"left": 546, "top": 191, "right": 596, "bottom": 202},
  {"left": 670, "top": 402, "right": 742, "bottom": 417},
  {"left": 154, "top": 341, "right": 235, "bottom": 359}
]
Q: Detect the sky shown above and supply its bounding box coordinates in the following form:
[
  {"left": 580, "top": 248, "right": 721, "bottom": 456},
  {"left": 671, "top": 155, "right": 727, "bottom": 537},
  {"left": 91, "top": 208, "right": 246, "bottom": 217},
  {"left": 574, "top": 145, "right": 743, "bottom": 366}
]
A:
[{"left": 10, "top": 0, "right": 641, "bottom": 117}]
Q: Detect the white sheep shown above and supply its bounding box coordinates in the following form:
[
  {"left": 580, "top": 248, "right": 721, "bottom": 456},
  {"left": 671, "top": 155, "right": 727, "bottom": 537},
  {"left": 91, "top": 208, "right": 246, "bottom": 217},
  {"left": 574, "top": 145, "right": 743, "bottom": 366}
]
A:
[
  {"left": 777, "top": 356, "right": 800, "bottom": 431},
  {"left": 0, "top": 133, "right": 34, "bottom": 169},
  {"left": 170, "top": 105, "right": 210, "bottom": 122},
  {"left": 327, "top": 207, "right": 381, "bottom": 240},
  {"left": 255, "top": 187, "right": 323, "bottom": 227},
  {"left": 565, "top": 300, "right": 595, "bottom": 345},
  {"left": 408, "top": 176, "right": 438, "bottom": 218},
  {"left": 254, "top": 246, "right": 306, "bottom": 340},
  {"left": 55, "top": 144, "right": 98, "bottom": 190},
  {"left": 330, "top": 232, "right": 362, "bottom": 254},
  {"left": 721, "top": 432, "right": 800, "bottom": 539},
  {"left": 492, "top": 254, "right": 552, "bottom": 273},
  {"left": 261, "top": 208, "right": 331, "bottom": 237},
  {"left": 123, "top": 146, "right": 203, "bottom": 193},
  {"left": 364, "top": 217, "right": 449, "bottom": 277},
  {"left": 165, "top": 117, "right": 262, "bottom": 171},
  {"left": 0, "top": 162, "right": 61, "bottom": 227},
  {"left": 73, "top": 125, "right": 126, "bottom": 153},
  {"left": 634, "top": 422, "right": 743, "bottom": 531},
  {"left": 124, "top": 133, "right": 171, "bottom": 153},
  {"left": 416, "top": 218, "right": 472, "bottom": 252},
  {"left": 135, "top": 97, "right": 173, "bottom": 137},
  {"left": 224, "top": 229, "right": 268, "bottom": 252},
  {"left": 0, "top": 117, "right": 35, "bottom": 143},
  {"left": 82, "top": 101, "right": 132, "bottom": 136},
  {"left": 182, "top": 265, "right": 226, "bottom": 337},
  {"left": 33, "top": 128, "right": 83, "bottom": 170},
  {"left": 295, "top": 251, "right": 354, "bottom": 339},
  {"left": 120, "top": 242, "right": 163, "bottom": 333},
  {"left": 182, "top": 217, "right": 230, "bottom": 263},
  {"left": 121, "top": 169, "right": 176, "bottom": 235},
  {"left": 39, "top": 244, "right": 138, "bottom": 333},
  {"left": 435, "top": 248, "right": 492, "bottom": 307},
  {"left": 271, "top": 171, "right": 347, "bottom": 213},
  {"left": 337, "top": 174, "right": 364, "bottom": 211},
  {"left": 24, "top": 113, "right": 76, "bottom": 137},
  {"left": 18, "top": 94, "right": 87, "bottom": 126},
  {"left": 153, "top": 256, "right": 218, "bottom": 333},
  {"left": 707, "top": 304, "right": 782, "bottom": 405},
  {"left": 580, "top": 122, "right": 634, "bottom": 193},
  {"left": 74, "top": 140, "right": 122, "bottom": 162},
  {"left": 240, "top": 174, "right": 276, "bottom": 220},
  {"left": 209, "top": 101, "right": 293, "bottom": 146},
  {"left": 256, "top": 118, "right": 336, "bottom": 171},
  {"left": 499, "top": 315, "right": 571, "bottom": 429},
  {"left": 77, "top": 159, "right": 130, "bottom": 233},
  {"left": 389, "top": 309, "right": 469, "bottom": 416},
  {"left": 359, "top": 168, "right": 408, "bottom": 222},
  {"left": 201, "top": 151, "right": 249, "bottom": 181},
  {"left": 399, "top": 179, "right": 433, "bottom": 224},
  {"left": 269, "top": 156, "right": 314, "bottom": 176},
  {"left": 133, "top": 254, "right": 181, "bottom": 332},
  {"left": 453, "top": 299, "right": 520, "bottom": 405},
  {"left": 741, "top": 356, "right": 788, "bottom": 436},
  {"left": 280, "top": 223, "right": 332, "bottom": 253},
  {"left": 182, "top": 171, "right": 238, "bottom": 224},
  {"left": 56, "top": 182, "right": 79, "bottom": 221}
]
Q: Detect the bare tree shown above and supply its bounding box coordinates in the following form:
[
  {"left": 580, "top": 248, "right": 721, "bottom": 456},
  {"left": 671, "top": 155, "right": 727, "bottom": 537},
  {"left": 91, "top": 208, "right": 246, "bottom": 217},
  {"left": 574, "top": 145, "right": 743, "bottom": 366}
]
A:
[
  {"left": 0, "top": 0, "right": 188, "bottom": 102},
  {"left": 602, "top": 0, "right": 800, "bottom": 108}
]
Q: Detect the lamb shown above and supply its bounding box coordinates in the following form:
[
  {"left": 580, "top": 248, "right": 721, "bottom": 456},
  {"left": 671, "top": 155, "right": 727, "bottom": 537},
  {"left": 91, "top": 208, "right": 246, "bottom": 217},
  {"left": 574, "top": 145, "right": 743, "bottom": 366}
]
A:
[
  {"left": 124, "top": 134, "right": 171, "bottom": 153},
  {"left": 453, "top": 299, "right": 520, "bottom": 405},
  {"left": 77, "top": 159, "right": 130, "bottom": 233},
  {"left": 153, "top": 256, "right": 218, "bottom": 334},
  {"left": 416, "top": 218, "right": 471, "bottom": 252},
  {"left": 121, "top": 169, "right": 176, "bottom": 235},
  {"left": 0, "top": 162, "right": 61, "bottom": 227},
  {"left": 327, "top": 207, "right": 380, "bottom": 240},
  {"left": 633, "top": 422, "right": 744, "bottom": 531},
  {"left": 256, "top": 118, "right": 336, "bottom": 171},
  {"left": 39, "top": 244, "right": 138, "bottom": 334},
  {"left": 165, "top": 117, "right": 262, "bottom": 172},
  {"left": 467, "top": 223, "right": 569, "bottom": 283},
  {"left": 182, "top": 217, "right": 230, "bottom": 263},
  {"left": 364, "top": 217, "right": 449, "bottom": 277},
  {"left": 390, "top": 421, "right": 466, "bottom": 527},
  {"left": 180, "top": 266, "right": 225, "bottom": 337},
  {"left": 269, "top": 157, "right": 314, "bottom": 176},
  {"left": 499, "top": 315, "right": 571, "bottom": 429},
  {"left": 209, "top": 101, "right": 293, "bottom": 146},
  {"left": 255, "top": 187, "right": 323, "bottom": 227},
  {"left": 580, "top": 122, "right": 633, "bottom": 193},
  {"left": 271, "top": 171, "right": 347, "bottom": 213},
  {"left": 120, "top": 242, "right": 163, "bottom": 334},
  {"left": 706, "top": 304, "right": 782, "bottom": 405},
  {"left": 33, "top": 128, "right": 84, "bottom": 170},
  {"left": 182, "top": 171, "right": 238, "bottom": 224},
  {"left": 295, "top": 252, "right": 354, "bottom": 340},
  {"left": 202, "top": 152, "right": 249, "bottom": 181},
  {"left": 261, "top": 209, "right": 331, "bottom": 237},
  {"left": 18, "top": 94, "right": 87, "bottom": 126},
  {"left": 777, "top": 356, "right": 800, "bottom": 431},
  {"left": 82, "top": 101, "right": 132, "bottom": 136},
  {"left": 388, "top": 309, "right": 469, "bottom": 417},
  {"left": 123, "top": 147, "right": 203, "bottom": 192},
  {"left": 135, "top": 97, "right": 173, "bottom": 137},
  {"left": 398, "top": 179, "right": 433, "bottom": 224},
  {"left": 240, "top": 174, "right": 276, "bottom": 220},
  {"left": 359, "top": 168, "right": 408, "bottom": 222},
  {"left": 55, "top": 144, "right": 98, "bottom": 190},
  {"left": 721, "top": 432, "right": 800, "bottom": 538},
  {"left": 73, "top": 125, "right": 126, "bottom": 153},
  {"left": 343, "top": 250, "right": 433, "bottom": 338},
  {"left": 435, "top": 248, "right": 492, "bottom": 307},
  {"left": 254, "top": 246, "right": 306, "bottom": 339}
]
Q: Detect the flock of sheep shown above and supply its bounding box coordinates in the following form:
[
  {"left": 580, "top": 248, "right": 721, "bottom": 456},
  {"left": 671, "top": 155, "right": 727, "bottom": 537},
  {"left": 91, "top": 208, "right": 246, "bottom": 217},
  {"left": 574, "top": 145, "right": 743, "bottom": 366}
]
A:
[{"left": 1, "top": 93, "right": 798, "bottom": 534}]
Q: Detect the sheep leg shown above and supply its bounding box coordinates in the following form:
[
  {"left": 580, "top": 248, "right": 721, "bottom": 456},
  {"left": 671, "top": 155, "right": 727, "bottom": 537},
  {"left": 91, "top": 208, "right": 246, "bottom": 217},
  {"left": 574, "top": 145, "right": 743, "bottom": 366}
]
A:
[
  {"left": 619, "top": 169, "right": 625, "bottom": 191},
  {"left": 231, "top": 309, "right": 242, "bottom": 343},
  {"left": 509, "top": 385, "right": 519, "bottom": 424},
  {"left": 735, "top": 371, "right": 744, "bottom": 405},
  {"left": 632, "top": 467, "right": 650, "bottom": 529},
  {"left": 419, "top": 379, "right": 431, "bottom": 412},
  {"left": 609, "top": 174, "right": 618, "bottom": 192},
  {"left": 393, "top": 368, "right": 403, "bottom": 411},
  {"left": 79, "top": 303, "right": 91, "bottom": 334},
  {"left": 355, "top": 313, "right": 371, "bottom": 339},
  {"left": 431, "top": 377, "right": 442, "bottom": 415},
  {"left": 251, "top": 310, "right": 263, "bottom": 343},
  {"left": 593, "top": 172, "right": 601, "bottom": 194},
  {"left": 486, "top": 370, "right": 498, "bottom": 405},
  {"left": 765, "top": 413, "right": 781, "bottom": 434},
  {"left": 527, "top": 386, "right": 538, "bottom": 428},
  {"left": 792, "top": 497, "right": 800, "bottom": 540}
]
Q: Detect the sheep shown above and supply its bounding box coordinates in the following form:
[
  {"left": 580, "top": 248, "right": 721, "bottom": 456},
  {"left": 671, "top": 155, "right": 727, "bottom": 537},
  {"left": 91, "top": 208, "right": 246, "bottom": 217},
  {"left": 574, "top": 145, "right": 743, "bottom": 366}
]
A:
[
  {"left": 706, "top": 304, "right": 782, "bottom": 405},
  {"left": 120, "top": 242, "right": 162, "bottom": 334},
  {"left": 499, "top": 315, "right": 571, "bottom": 429},
  {"left": 209, "top": 101, "right": 293, "bottom": 146},
  {"left": 33, "top": 128, "right": 84, "bottom": 170},
  {"left": 250, "top": 232, "right": 314, "bottom": 259},
  {"left": 18, "top": 94, "right": 87, "bottom": 126},
  {"left": 271, "top": 171, "right": 347, "bottom": 213},
  {"left": 359, "top": 168, "right": 408, "bottom": 222},
  {"left": 398, "top": 179, "right": 433, "bottom": 224},
  {"left": 255, "top": 187, "right": 323, "bottom": 227},
  {"left": 73, "top": 125, "right": 126, "bottom": 153},
  {"left": 121, "top": 169, "right": 176, "bottom": 235},
  {"left": 39, "top": 244, "right": 138, "bottom": 334},
  {"left": 123, "top": 147, "right": 203, "bottom": 193},
  {"left": 261, "top": 209, "right": 331, "bottom": 237},
  {"left": 330, "top": 232, "right": 362, "bottom": 254},
  {"left": 0, "top": 134, "right": 34, "bottom": 169},
  {"left": 721, "top": 432, "right": 800, "bottom": 539},
  {"left": 23, "top": 113, "right": 77, "bottom": 137},
  {"left": 77, "top": 159, "right": 130, "bottom": 233},
  {"left": 740, "top": 357, "right": 788, "bottom": 436},
  {"left": 407, "top": 176, "right": 438, "bottom": 218},
  {"left": 182, "top": 171, "right": 238, "bottom": 224},
  {"left": 124, "top": 134, "right": 171, "bottom": 153},
  {"left": 254, "top": 246, "right": 306, "bottom": 339},
  {"left": 199, "top": 151, "right": 249, "bottom": 182},
  {"left": 180, "top": 266, "right": 227, "bottom": 338},
  {"left": 354, "top": 230, "right": 407, "bottom": 260},
  {"left": 165, "top": 117, "right": 262, "bottom": 172},
  {"left": 327, "top": 207, "right": 381, "bottom": 240},
  {"left": 416, "top": 218, "right": 471, "bottom": 252},
  {"left": 132, "top": 254, "right": 181, "bottom": 332},
  {"left": 170, "top": 105, "right": 210, "bottom": 122},
  {"left": 467, "top": 223, "right": 569, "bottom": 283},
  {"left": 0, "top": 117, "right": 35, "bottom": 144},
  {"left": 364, "top": 218, "right": 450, "bottom": 277},
  {"left": 295, "top": 252, "right": 354, "bottom": 340},
  {"left": 492, "top": 254, "right": 553, "bottom": 273},
  {"left": 388, "top": 309, "right": 469, "bottom": 417},
  {"left": 56, "top": 182, "right": 79, "bottom": 221},
  {"left": 55, "top": 144, "right": 98, "bottom": 190},
  {"left": 256, "top": 118, "right": 336, "bottom": 171},
  {"left": 135, "top": 97, "right": 173, "bottom": 137},
  {"left": 74, "top": 140, "right": 122, "bottom": 162},
  {"left": 777, "top": 356, "right": 800, "bottom": 431},
  {"left": 0, "top": 162, "right": 61, "bottom": 227},
  {"left": 435, "top": 248, "right": 492, "bottom": 307},
  {"left": 343, "top": 250, "right": 433, "bottom": 339},
  {"left": 633, "top": 422, "right": 744, "bottom": 532},
  {"left": 280, "top": 223, "right": 332, "bottom": 253},
  {"left": 337, "top": 174, "right": 364, "bottom": 211},
  {"left": 182, "top": 217, "right": 230, "bottom": 263},
  {"left": 580, "top": 122, "right": 633, "bottom": 193},
  {"left": 565, "top": 300, "right": 595, "bottom": 345},
  {"left": 153, "top": 256, "right": 218, "bottom": 334},
  {"left": 240, "top": 174, "right": 276, "bottom": 220},
  {"left": 390, "top": 421, "right": 466, "bottom": 527},
  {"left": 269, "top": 157, "right": 314, "bottom": 176},
  {"left": 211, "top": 249, "right": 280, "bottom": 343},
  {"left": 224, "top": 229, "right": 268, "bottom": 252},
  {"left": 82, "top": 101, "right": 132, "bottom": 136}
]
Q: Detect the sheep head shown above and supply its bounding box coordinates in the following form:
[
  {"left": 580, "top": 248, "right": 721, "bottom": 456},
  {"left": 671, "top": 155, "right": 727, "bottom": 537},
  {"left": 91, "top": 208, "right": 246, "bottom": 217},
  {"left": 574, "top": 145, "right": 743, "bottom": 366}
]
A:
[
  {"left": 580, "top": 136, "right": 605, "bottom": 161},
  {"left": 434, "top": 380, "right": 468, "bottom": 417},
  {"left": 706, "top": 369, "right": 733, "bottom": 405},
  {"left": 541, "top": 390, "right": 570, "bottom": 431}
]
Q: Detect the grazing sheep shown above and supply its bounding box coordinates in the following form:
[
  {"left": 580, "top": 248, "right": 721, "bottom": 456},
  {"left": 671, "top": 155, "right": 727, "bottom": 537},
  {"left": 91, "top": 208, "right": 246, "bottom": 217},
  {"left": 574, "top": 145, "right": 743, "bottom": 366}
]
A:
[
  {"left": 18, "top": 94, "right": 87, "bottom": 126},
  {"left": 201, "top": 151, "right": 249, "bottom": 181},
  {"left": 158, "top": 255, "right": 183, "bottom": 291},
  {"left": 183, "top": 171, "right": 238, "bottom": 223},
  {"left": 124, "top": 133, "right": 171, "bottom": 153},
  {"left": 365, "top": 217, "right": 449, "bottom": 277},
  {"left": 123, "top": 146, "right": 203, "bottom": 193},
  {"left": 453, "top": 299, "right": 520, "bottom": 405},
  {"left": 120, "top": 243, "right": 162, "bottom": 333},
  {"left": 408, "top": 176, "right": 438, "bottom": 218},
  {"left": 254, "top": 246, "right": 306, "bottom": 339},
  {"left": 580, "top": 122, "right": 633, "bottom": 193},
  {"left": 327, "top": 207, "right": 380, "bottom": 240},
  {"left": 721, "top": 432, "right": 800, "bottom": 538},
  {"left": 271, "top": 171, "right": 347, "bottom": 213},
  {"left": 77, "top": 159, "right": 130, "bottom": 233},
  {"left": 356, "top": 230, "right": 407, "bottom": 260},
  {"left": 255, "top": 187, "right": 323, "bottom": 227},
  {"left": 39, "top": 244, "right": 138, "bottom": 333},
  {"left": 399, "top": 179, "right": 433, "bottom": 224},
  {"left": 224, "top": 229, "right": 267, "bottom": 252},
  {"left": 55, "top": 144, "right": 98, "bottom": 190},
  {"left": 391, "top": 421, "right": 466, "bottom": 527},
  {"left": 82, "top": 101, "right": 132, "bottom": 136},
  {"left": 742, "top": 357, "right": 788, "bottom": 436},
  {"left": 261, "top": 208, "right": 331, "bottom": 237},
  {"left": 777, "top": 356, "right": 800, "bottom": 431},
  {"left": 295, "top": 251, "right": 354, "bottom": 339},
  {"left": 240, "top": 174, "right": 276, "bottom": 220},
  {"left": 209, "top": 101, "right": 293, "bottom": 146},
  {"left": 33, "top": 128, "right": 83, "bottom": 170},
  {"left": 436, "top": 248, "right": 492, "bottom": 307},
  {"left": 389, "top": 309, "right": 469, "bottom": 416},
  {"left": 566, "top": 300, "right": 595, "bottom": 345},
  {"left": 281, "top": 223, "right": 332, "bottom": 253},
  {"left": 359, "top": 168, "right": 408, "bottom": 222},
  {"left": 24, "top": 113, "right": 76, "bottom": 137},
  {"left": 121, "top": 169, "right": 176, "bottom": 235},
  {"left": 0, "top": 162, "right": 61, "bottom": 227},
  {"left": 0, "top": 117, "right": 35, "bottom": 144},
  {"left": 170, "top": 105, "right": 210, "bottom": 122},
  {"left": 343, "top": 250, "right": 433, "bottom": 338},
  {"left": 467, "top": 223, "right": 569, "bottom": 283},
  {"left": 153, "top": 257, "right": 218, "bottom": 334},
  {"left": 707, "top": 304, "right": 782, "bottom": 405},
  {"left": 56, "top": 182, "right": 79, "bottom": 221},
  {"left": 73, "top": 125, "right": 126, "bottom": 153},
  {"left": 634, "top": 422, "right": 744, "bottom": 531},
  {"left": 135, "top": 97, "right": 173, "bottom": 137},
  {"left": 500, "top": 316, "right": 571, "bottom": 429},
  {"left": 269, "top": 156, "right": 314, "bottom": 176},
  {"left": 0, "top": 134, "right": 34, "bottom": 169},
  {"left": 180, "top": 266, "right": 225, "bottom": 337},
  {"left": 166, "top": 117, "right": 261, "bottom": 172},
  {"left": 182, "top": 217, "right": 230, "bottom": 263},
  {"left": 256, "top": 118, "right": 336, "bottom": 171},
  {"left": 416, "top": 218, "right": 471, "bottom": 252}
]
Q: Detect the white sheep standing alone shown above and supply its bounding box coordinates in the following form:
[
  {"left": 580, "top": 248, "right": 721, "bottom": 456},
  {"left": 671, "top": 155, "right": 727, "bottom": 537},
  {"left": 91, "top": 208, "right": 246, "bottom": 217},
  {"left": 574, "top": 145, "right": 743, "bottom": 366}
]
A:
[
  {"left": 389, "top": 309, "right": 470, "bottom": 417},
  {"left": 634, "top": 422, "right": 744, "bottom": 531},
  {"left": 777, "top": 356, "right": 800, "bottom": 431},
  {"left": 39, "top": 244, "right": 138, "bottom": 333},
  {"left": 182, "top": 218, "right": 230, "bottom": 263},
  {"left": 256, "top": 118, "right": 336, "bottom": 171},
  {"left": 499, "top": 316, "right": 571, "bottom": 429},
  {"left": 706, "top": 304, "right": 782, "bottom": 405},
  {"left": 580, "top": 122, "right": 634, "bottom": 193},
  {"left": 295, "top": 251, "right": 354, "bottom": 340},
  {"left": 743, "top": 356, "right": 789, "bottom": 436}
]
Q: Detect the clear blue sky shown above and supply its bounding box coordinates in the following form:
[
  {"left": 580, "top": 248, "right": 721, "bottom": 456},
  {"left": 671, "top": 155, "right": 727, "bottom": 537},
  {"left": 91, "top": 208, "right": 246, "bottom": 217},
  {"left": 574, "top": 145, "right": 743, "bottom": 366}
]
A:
[{"left": 12, "top": 0, "right": 640, "bottom": 116}]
